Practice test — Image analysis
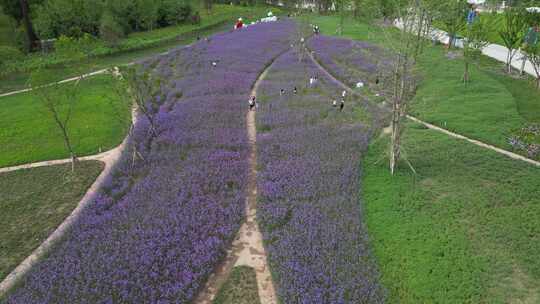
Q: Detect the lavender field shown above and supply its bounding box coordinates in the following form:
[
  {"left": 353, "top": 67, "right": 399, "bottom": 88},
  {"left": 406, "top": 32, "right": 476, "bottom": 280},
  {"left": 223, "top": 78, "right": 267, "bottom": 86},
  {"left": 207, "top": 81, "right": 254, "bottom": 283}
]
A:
[
  {"left": 3, "top": 20, "right": 393, "bottom": 303},
  {"left": 255, "top": 50, "right": 385, "bottom": 302},
  {"left": 5, "top": 22, "right": 292, "bottom": 303}
]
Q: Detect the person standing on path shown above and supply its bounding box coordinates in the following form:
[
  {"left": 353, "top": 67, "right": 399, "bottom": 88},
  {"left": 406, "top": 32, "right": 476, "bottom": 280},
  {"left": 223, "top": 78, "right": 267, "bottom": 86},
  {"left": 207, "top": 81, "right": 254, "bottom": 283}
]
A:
[
  {"left": 249, "top": 96, "right": 256, "bottom": 111},
  {"left": 467, "top": 5, "right": 478, "bottom": 26},
  {"left": 340, "top": 99, "right": 345, "bottom": 111},
  {"left": 521, "top": 24, "right": 539, "bottom": 75}
]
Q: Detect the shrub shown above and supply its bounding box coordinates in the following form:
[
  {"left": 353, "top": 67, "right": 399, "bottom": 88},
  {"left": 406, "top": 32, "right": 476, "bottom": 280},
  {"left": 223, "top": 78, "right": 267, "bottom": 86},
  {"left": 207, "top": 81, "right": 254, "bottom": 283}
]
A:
[
  {"left": 158, "top": 0, "right": 193, "bottom": 26},
  {"left": 99, "top": 10, "right": 125, "bottom": 47},
  {"left": 55, "top": 33, "right": 97, "bottom": 60},
  {"left": 0, "top": 46, "right": 23, "bottom": 66},
  {"left": 14, "top": 24, "right": 31, "bottom": 53},
  {"left": 33, "top": 0, "right": 104, "bottom": 39}
]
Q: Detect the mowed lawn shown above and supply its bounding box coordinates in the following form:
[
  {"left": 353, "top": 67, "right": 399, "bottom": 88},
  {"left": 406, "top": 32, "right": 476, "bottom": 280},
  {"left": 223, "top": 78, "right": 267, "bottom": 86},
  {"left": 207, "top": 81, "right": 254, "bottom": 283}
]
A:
[
  {"left": 311, "top": 15, "right": 540, "bottom": 155},
  {"left": 0, "top": 74, "right": 130, "bottom": 168},
  {"left": 364, "top": 124, "right": 540, "bottom": 303},
  {"left": 0, "top": 161, "right": 104, "bottom": 281}
]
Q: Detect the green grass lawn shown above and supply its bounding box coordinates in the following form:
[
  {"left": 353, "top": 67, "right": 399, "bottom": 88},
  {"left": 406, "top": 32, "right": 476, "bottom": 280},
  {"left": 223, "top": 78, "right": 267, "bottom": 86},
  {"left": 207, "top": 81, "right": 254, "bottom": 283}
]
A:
[
  {"left": 0, "top": 74, "right": 130, "bottom": 167},
  {"left": 363, "top": 124, "right": 540, "bottom": 303},
  {"left": 0, "top": 161, "right": 104, "bottom": 281},
  {"left": 309, "top": 15, "right": 540, "bottom": 157},
  {"left": 0, "top": 5, "right": 281, "bottom": 94},
  {"left": 213, "top": 266, "right": 260, "bottom": 304}
]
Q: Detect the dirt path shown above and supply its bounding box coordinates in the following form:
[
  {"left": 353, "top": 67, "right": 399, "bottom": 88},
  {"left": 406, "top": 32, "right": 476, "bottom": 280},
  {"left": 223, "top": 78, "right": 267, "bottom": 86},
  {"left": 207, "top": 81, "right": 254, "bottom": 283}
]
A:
[
  {"left": 306, "top": 49, "right": 540, "bottom": 168},
  {"left": 0, "top": 146, "right": 121, "bottom": 174},
  {"left": 0, "top": 110, "right": 137, "bottom": 296},
  {"left": 193, "top": 67, "right": 277, "bottom": 304}
]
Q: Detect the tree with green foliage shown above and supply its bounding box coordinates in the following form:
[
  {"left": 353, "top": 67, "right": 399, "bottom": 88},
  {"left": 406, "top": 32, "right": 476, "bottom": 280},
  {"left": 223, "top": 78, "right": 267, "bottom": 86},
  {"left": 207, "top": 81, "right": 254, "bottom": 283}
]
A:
[
  {"left": 203, "top": 0, "right": 212, "bottom": 14},
  {"left": 463, "top": 18, "right": 491, "bottom": 83},
  {"left": 499, "top": 6, "right": 528, "bottom": 73},
  {"left": 0, "top": 0, "right": 42, "bottom": 51},
  {"left": 437, "top": 0, "right": 468, "bottom": 49},
  {"left": 99, "top": 10, "right": 124, "bottom": 47},
  {"left": 523, "top": 39, "right": 540, "bottom": 87}
]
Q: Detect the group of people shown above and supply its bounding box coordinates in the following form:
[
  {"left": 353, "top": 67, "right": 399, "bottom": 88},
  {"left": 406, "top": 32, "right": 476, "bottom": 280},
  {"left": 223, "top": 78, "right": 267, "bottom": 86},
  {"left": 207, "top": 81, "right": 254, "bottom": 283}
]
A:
[
  {"left": 332, "top": 90, "right": 347, "bottom": 112},
  {"left": 248, "top": 77, "right": 349, "bottom": 112},
  {"left": 234, "top": 11, "right": 277, "bottom": 30}
]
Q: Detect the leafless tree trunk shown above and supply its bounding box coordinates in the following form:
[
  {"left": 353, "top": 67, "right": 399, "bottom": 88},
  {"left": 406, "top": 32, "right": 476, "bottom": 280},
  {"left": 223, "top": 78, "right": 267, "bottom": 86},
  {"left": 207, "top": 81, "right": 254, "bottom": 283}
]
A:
[{"left": 32, "top": 78, "right": 82, "bottom": 172}]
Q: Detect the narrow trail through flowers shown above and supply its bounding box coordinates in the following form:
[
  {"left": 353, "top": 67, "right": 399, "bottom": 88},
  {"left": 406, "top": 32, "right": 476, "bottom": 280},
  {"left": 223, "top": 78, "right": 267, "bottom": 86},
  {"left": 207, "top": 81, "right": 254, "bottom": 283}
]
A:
[
  {"left": 193, "top": 61, "right": 278, "bottom": 304},
  {"left": 306, "top": 46, "right": 540, "bottom": 168}
]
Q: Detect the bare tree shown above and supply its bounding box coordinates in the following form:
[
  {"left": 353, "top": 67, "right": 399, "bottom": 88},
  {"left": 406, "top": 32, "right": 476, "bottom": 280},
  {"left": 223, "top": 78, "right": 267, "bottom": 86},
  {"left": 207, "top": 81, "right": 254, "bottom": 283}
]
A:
[
  {"left": 463, "top": 19, "right": 490, "bottom": 83},
  {"left": 30, "top": 72, "right": 82, "bottom": 172},
  {"left": 121, "top": 63, "right": 169, "bottom": 160},
  {"left": 380, "top": 0, "right": 434, "bottom": 174}
]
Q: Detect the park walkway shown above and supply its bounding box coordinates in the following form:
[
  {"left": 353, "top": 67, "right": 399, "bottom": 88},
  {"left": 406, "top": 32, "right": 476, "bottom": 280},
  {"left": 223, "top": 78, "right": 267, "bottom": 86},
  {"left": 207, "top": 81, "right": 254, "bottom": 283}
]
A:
[{"left": 395, "top": 20, "right": 538, "bottom": 76}]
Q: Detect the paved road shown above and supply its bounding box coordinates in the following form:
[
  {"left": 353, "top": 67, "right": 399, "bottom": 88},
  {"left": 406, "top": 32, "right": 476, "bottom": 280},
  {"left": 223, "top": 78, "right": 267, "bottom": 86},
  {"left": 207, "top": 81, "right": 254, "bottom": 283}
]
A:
[{"left": 396, "top": 21, "right": 538, "bottom": 77}]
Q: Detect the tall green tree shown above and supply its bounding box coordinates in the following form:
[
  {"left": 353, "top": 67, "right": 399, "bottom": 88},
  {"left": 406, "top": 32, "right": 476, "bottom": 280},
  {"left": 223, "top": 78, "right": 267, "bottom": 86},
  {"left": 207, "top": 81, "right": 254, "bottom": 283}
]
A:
[
  {"left": 499, "top": 6, "right": 528, "bottom": 73},
  {"left": 0, "top": 0, "right": 42, "bottom": 50},
  {"left": 437, "top": 0, "right": 468, "bottom": 49}
]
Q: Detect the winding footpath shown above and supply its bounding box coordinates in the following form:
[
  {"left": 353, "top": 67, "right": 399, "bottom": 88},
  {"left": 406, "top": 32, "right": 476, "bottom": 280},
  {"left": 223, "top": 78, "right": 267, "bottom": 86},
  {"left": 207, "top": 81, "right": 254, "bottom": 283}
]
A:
[
  {"left": 193, "top": 60, "right": 278, "bottom": 304},
  {"left": 306, "top": 48, "right": 540, "bottom": 168}
]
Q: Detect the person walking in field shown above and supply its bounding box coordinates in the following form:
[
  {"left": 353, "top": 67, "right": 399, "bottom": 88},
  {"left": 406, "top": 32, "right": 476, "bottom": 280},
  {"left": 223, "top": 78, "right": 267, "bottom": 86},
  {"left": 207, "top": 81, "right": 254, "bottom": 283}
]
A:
[
  {"left": 340, "top": 99, "right": 345, "bottom": 111},
  {"left": 293, "top": 86, "right": 298, "bottom": 94},
  {"left": 332, "top": 99, "right": 337, "bottom": 107},
  {"left": 235, "top": 18, "right": 244, "bottom": 30},
  {"left": 342, "top": 90, "right": 347, "bottom": 98},
  {"left": 248, "top": 96, "right": 256, "bottom": 111},
  {"left": 521, "top": 24, "right": 539, "bottom": 75}
]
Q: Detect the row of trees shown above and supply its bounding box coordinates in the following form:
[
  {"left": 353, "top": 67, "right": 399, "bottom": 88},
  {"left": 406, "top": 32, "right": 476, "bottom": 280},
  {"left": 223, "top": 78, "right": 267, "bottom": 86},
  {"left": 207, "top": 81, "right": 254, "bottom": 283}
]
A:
[{"left": 1, "top": 0, "right": 197, "bottom": 52}]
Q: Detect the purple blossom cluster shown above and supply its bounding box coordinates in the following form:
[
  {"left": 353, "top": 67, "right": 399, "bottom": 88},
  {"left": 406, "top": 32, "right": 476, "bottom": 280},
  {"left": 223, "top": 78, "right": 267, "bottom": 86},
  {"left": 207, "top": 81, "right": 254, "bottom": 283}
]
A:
[
  {"left": 256, "top": 51, "right": 385, "bottom": 303},
  {"left": 508, "top": 124, "right": 540, "bottom": 159},
  {"left": 5, "top": 21, "right": 293, "bottom": 303},
  {"left": 307, "top": 35, "right": 387, "bottom": 88}
]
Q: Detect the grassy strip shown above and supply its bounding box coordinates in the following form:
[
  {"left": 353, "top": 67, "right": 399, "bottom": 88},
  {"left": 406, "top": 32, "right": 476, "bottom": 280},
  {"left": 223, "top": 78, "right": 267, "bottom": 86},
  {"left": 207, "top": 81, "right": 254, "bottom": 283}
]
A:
[
  {"left": 0, "top": 74, "right": 130, "bottom": 167},
  {"left": 308, "top": 15, "right": 540, "bottom": 157},
  {"left": 0, "top": 161, "right": 104, "bottom": 281},
  {"left": 363, "top": 123, "right": 540, "bottom": 303},
  {"left": 0, "top": 5, "right": 280, "bottom": 94},
  {"left": 213, "top": 266, "right": 260, "bottom": 304}
]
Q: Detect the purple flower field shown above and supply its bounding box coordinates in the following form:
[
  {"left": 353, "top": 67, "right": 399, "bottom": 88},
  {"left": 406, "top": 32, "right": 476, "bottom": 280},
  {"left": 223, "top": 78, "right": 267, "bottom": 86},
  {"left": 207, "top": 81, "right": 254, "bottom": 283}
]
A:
[
  {"left": 307, "top": 35, "right": 388, "bottom": 89},
  {"left": 256, "top": 50, "right": 385, "bottom": 303},
  {"left": 5, "top": 22, "right": 292, "bottom": 303}
]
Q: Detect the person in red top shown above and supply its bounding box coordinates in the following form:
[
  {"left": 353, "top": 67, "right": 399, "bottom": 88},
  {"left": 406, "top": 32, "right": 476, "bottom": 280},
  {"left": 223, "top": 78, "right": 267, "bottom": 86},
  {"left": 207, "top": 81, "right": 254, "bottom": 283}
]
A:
[{"left": 235, "top": 18, "right": 243, "bottom": 29}]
